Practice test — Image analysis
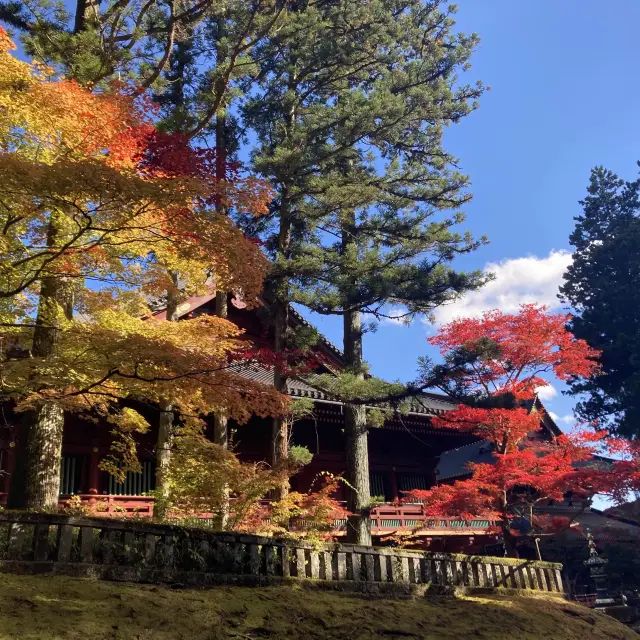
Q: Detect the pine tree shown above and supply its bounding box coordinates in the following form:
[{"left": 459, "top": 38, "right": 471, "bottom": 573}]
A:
[
  {"left": 560, "top": 165, "right": 640, "bottom": 439},
  {"left": 245, "top": 0, "right": 486, "bottom": 542}
]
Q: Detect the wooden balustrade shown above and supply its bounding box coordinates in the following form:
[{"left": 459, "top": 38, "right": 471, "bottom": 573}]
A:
[
  {"left": 0, "top": 512, "right": 563, "bottom": 594},
  {"left": 0, "top": 494, "right": 496, "bottom": 536}
]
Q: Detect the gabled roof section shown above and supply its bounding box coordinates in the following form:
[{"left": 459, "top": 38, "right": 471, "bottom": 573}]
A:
[
  {"left": 236, "top": 363, "right": 457, "bottom": 417},
  {"left": 150, "top": 292, "right": 217, "bottom": 321},
  {"left": 433, "top": 395, "right": 564, "bottom": 480},
  {"left": 149, "top": 293, "right": 346, "bottom": 367},
  {"left": 148, "top": 292, "right": 561, "bottom": 430},
  {"left": 435, "top": 440, "right": 495, "bottom": 481},
  {"left": 529, "top": 394, "right": 563, "bottom": 437}
]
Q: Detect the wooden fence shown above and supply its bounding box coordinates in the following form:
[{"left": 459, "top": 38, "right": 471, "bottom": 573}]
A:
[{"left": 0, "top": 512, "right": 563, "bottom": 594}]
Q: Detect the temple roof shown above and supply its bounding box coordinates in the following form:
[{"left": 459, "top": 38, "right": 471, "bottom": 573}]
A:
[
  {"left": 151, "top": 293, "right": 560, "bottom": 428},
  {"left": 234, "top": 362, "right": 457, "bottom": 417},
  {"left": 435, "top": 440, "right": 495, "bottom": 480}
]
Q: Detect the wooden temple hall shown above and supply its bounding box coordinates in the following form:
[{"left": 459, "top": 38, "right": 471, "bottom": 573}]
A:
[{"left": 0, "top": 293, "right": 563, "bottom": 551}]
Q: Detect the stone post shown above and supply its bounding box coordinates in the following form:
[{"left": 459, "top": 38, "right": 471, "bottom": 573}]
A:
[{"left": 584, "top": 530, "right": 614, "bottom": 608}]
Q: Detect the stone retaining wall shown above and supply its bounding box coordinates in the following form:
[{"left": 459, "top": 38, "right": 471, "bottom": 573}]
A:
[{"left": 0, "top": 512, "right": 563, "bottom": 593}]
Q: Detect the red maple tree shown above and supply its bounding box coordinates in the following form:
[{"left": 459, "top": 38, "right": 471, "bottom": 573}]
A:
[{"left": 407, "top": 304, "right": 640, "bottom": 556}]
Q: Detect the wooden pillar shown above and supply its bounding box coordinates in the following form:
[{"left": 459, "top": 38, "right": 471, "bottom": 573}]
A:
[
  {"left": 4, "top": 446, "right": 16, "bottom": 494},
  {"left": 88, "top": 446, "right": 100, "bottom": 495},
  {"left": 388, "top": 468, "right": 399, "bottom": 501}
]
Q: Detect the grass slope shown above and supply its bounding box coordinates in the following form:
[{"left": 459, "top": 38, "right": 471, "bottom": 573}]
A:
[{"left": 0, "top": 573, "right": 635, "bottom": 640}]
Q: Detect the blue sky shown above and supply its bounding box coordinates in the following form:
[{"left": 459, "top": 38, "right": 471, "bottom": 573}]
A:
[
  {"left": 11, "top": 2, "right": 638, "bottom": 430},
  {"left": 304, "top": 1, "right": 640, "bottom": 431}
]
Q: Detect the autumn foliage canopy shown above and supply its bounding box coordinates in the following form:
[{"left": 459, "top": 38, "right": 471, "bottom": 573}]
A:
[
  {"left": 0, "top": 27, "right": 287, "bottom": 467},
  {"left": 406, "top": 304, "right": 640, "bottom": 555}
]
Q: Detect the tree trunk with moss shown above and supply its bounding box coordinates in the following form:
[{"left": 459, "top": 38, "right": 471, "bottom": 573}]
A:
[
  {"left": 213, "top": 290, "right": 230, "bottom": 529},
  {"left": 20, "top": 217, "right": 73, "bottom": 511},
  {"left": 341, "top": 208, "right": 372, "bottom": 545},
  {"left": 153, "top": 271, "right": 179, "bottom": 520}
]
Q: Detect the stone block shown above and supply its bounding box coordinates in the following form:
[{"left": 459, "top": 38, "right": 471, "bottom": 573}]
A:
[
  {"left": 310, "top": 551, "right": 320, "bottom": 579},
  {"left": 79, "top": 527, "right": 95, "bottom": 563},
  {"left": 57, "top": 525, "right": 74, "bottom": 563}
]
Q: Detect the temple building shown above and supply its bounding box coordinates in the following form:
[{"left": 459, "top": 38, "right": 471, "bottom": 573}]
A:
[{"left": 1, "top": 293, "right": 637, "bottom": 554}]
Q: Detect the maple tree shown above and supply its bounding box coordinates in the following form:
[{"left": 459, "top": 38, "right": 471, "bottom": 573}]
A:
[
  {"left": 405, "top": 304, "right": 640, "bottom": 557},
  {"left": 158, "top": 433, "right": 346, "bottom": 541},
  {"left": 0, "top": 28, "right": 285, "bottom": 510}
]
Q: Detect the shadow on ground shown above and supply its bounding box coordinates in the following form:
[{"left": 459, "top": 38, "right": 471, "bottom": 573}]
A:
[{"left": 0, "top": 573, "right": 635, "bottom": 640}]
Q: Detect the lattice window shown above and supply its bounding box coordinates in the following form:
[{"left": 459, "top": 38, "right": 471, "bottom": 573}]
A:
[
  {"left": 59, "top": 455, "right": 84, "bottom": 495},
  {"left": 106, "top": 460, "right": 156, "bottom": 496},
  {"left": 397, "top": 473, "right": 429, "bottom": 492},
  {"left": 369, "top": 472, "right": 387, "bottom": 500},
  {"left": 397, "top": 473, "right": 428, "bottom": 503}
]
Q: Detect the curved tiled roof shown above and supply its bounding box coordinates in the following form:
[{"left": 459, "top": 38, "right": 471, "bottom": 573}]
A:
[
  {"left": 435, "top": 441, "right": 495, "bottom": 480},
  {"left": 233, "top": 362, "right": 456, "bottom": 417}
]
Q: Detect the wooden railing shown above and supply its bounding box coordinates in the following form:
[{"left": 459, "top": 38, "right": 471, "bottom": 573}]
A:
[
  {"left": 367, "top": 504, "right": 494, "bottom": 535},
  {"left": 0, "top": 494, "right": 496, "bottom": 534},
  {"left": 0, "top": 512, "right": 563, "bottom": 593}
]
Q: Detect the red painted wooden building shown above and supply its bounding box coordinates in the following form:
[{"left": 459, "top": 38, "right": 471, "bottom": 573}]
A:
[{"left": 0, "top": 294, "right": 567, "bottom": 551}]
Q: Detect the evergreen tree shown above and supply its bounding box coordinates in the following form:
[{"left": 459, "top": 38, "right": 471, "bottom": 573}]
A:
[
  {"left": 560, "top": 166, "right": 640, "bottom": 440},
  {"left": 294, "top": 6, "right": 486, "bottom": 544},
  {"left": 245, "top": 1, "right": 486, "bottom": 534}
]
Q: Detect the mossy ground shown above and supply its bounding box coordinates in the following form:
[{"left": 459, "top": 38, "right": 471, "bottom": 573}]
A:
[{"left": 0, "top": 573, "right": 635, "bottom": 640}]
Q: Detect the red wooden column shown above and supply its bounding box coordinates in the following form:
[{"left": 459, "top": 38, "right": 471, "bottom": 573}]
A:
[
  {"left": 388, "top": 467, "right": 399, "bottom": 501},
  {"left": 88, "top": 445, "right": 100, "bottom": 495},
  {"left": 4, "top": 445, "right": 16, "bottom": 494}
]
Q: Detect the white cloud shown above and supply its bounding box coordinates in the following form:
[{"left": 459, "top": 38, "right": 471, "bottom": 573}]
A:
[
  {"left": 380, "top": 306, "right": 411, "bottom": 327},
  {"left": 548, "top": 411, "right": 575, "bottom": 426},
  {"left": 535, "top": 383, "right": 558, "bottom": 402},
  {"left": 429, "top": 250, "right": 573, "bottom": 326}
]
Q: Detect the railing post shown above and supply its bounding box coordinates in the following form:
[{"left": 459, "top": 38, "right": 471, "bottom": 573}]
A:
[
  {"left": 8, "top": 522, "right": 31, "bottom": 559},
  {"left": 309, "top": 550, "right": 320, "bottom": 579},
  {"left": 336, "top": 551, "right": 347, "bottom": 580},
  {"left": 554, "top": 568, "right": 563, "bottom": 594},
  {"left": 443, "top": 559, "right": 454, "bottom": 585},
  {"left": 350, "top": 551, "right": 361, "bottom": 581},
  {"left": 295, "top": 548, "right": 306, "bottom": 579},
  {"left": 364, "top": 553, "right": 375, "bottom": 582},
  {"left": 264, "top": 544, "right": 276, "bottom": 576},
  {"left": 57, "top": 524, "right": 74, "bottom": 562},
  {"left": 79, "top": 526, "right": 95, "bottom": 563},
  {"left": 321, "top": 551, "right": 333, "bottom": 580},
  {"left": 476, "top": 562, "right": 488, "bottom": 587},
  {"left": 409, "top": 556, "right": 421, "bottom": 584},
  {"left": 33, "top": 522, "right": 50, "bottom": 561},
  {"left": 485, "top": 563, "right": 496, "bottom": 588},
  {"left": 248, "top": 544, "right": 261, "bottom": 576},
  {"left": 377, "top": 552, "right": 388, "bottom": 582},
  {"left": 280, "top": 546, "right": 290, "bottom": 578},
  {"left": 421, "top": 555, "right": 433, "bottom": 584}
]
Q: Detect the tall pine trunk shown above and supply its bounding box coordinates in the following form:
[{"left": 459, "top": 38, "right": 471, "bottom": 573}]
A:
[
  {"left": 211, "top": 52, "right": 232, "bottom": 525},
  {"left": 341, "top": 209, "right": 372, "bottom": 545},
  {"left": 271, "top": 180, "right": 292, "bottom": 499},
  {"left": 73, "top": 0, "right": 99, "bottom": 33},
  {"left": 153, "top": 272, "right": 179, "bottom": 520},
  {"left": 270, "top": 80, "right": 297, "bottom": 499},
  {"left": 213, "top": 290, "right": 230, "bottom": 528},
  {"left": 271, "top": 282, "right": 290, "bottom": 500},
  {"left": 20, "top": 216, "right": 72, "bottom": 510},
  {"left": 343, "top": 309, "right": 372, "bottom": 545},
  {"left": 16, "top": 0, "right": 99, "bottom": 511}
]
